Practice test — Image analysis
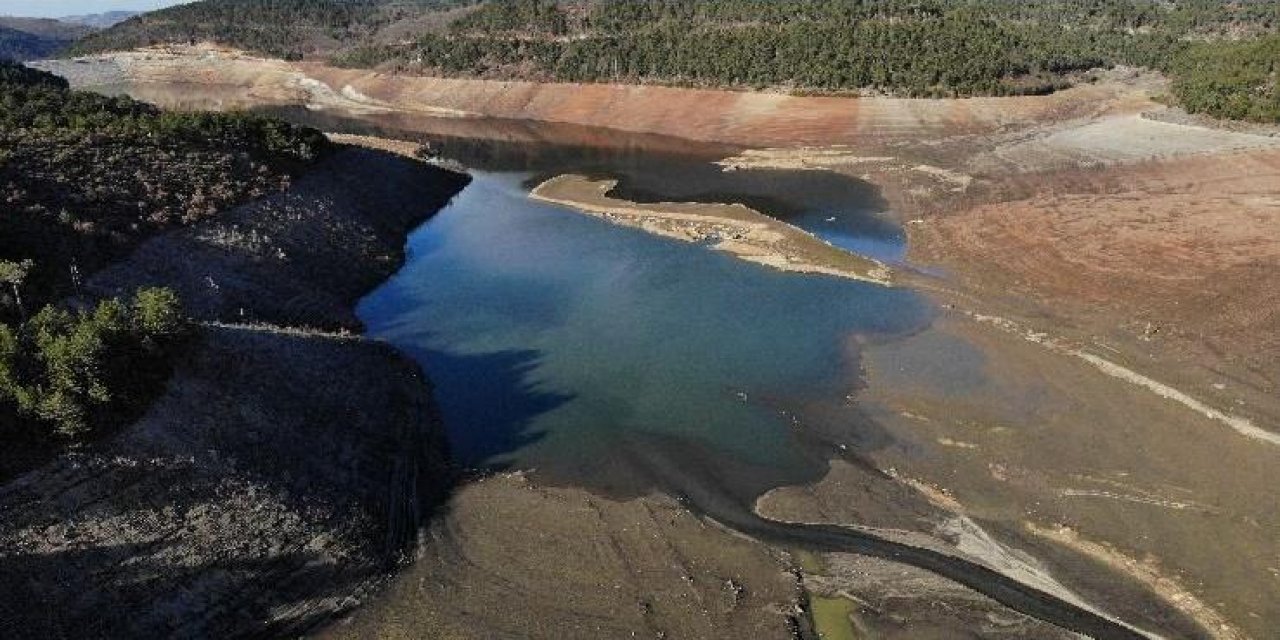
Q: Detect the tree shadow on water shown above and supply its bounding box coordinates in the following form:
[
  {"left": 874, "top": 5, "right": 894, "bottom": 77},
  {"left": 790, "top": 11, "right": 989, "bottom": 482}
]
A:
[{"left": 408, "top": 346, "right": 573, "bottom": 472}]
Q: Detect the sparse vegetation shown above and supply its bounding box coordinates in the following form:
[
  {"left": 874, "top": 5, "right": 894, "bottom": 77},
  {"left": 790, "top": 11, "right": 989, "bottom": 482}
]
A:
[
  {"left": 0, "top": 60, "right": 329, "bottom": 320},
  {"left": 0, "top": 60, "right": 328, "bottom": 473}
]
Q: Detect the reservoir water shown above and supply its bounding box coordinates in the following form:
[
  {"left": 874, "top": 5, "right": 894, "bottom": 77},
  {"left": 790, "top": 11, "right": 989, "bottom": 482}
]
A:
[
  {"left": 71, "top": 90, "right": 930, "bottom": 495},
  {"left": 350, "top": 119, "right": 934, "bottom": 498}
]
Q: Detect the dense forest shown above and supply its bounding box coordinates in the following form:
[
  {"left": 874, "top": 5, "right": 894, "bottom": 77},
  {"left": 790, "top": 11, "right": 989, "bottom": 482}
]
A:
[
  {"left": 0, "top": 61, "right": 328, "bottom": 463},
  {"left": 1170, "top": 34, "right": 1280, "bottom": 123},
  {"left": 69, "top": 0, "right": 1280, "bottom": 121}
]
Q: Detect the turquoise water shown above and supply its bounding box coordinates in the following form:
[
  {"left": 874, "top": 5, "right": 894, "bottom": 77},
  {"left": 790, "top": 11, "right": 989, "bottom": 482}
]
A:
[{"left": 358, "top": 166, "right": 933, "bottom": 489}]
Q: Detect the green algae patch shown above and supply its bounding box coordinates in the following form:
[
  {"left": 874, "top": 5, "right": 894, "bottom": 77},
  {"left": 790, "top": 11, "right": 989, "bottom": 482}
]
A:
[
  {"left": 812, "top": 595, "right": 860, "bottom": 640},
  {"left": 794, "top": 549, "right": 826, "bottom": 575}
]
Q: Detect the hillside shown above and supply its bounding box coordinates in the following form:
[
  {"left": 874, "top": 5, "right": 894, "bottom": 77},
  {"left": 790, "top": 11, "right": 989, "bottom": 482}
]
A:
[
  {"left": 59, "top": 11, "right": 141, "bottom": 28},
  {"left": 0, "top": 144, "right": 468, "bottom": 638},
  {"left": 0, "top": 61, "right": 327, "bottom": 316},
  {"left": 67, "top": 0, "right": 1280, "bottom": 121},
  {"left": 1, "top": 30, "right": 472, "bottom": 636},
  {"left": 0, "top": 60, "right": 328, "bottom": 475},
  {"left": 0, "top": 16, "right": 94, "bottom": 41},
  {"left": 70, "top": 0, "right": 478, "bottom": 61},
  {"left": 0, "top": 17, "right": 93, "bottom": 61}
]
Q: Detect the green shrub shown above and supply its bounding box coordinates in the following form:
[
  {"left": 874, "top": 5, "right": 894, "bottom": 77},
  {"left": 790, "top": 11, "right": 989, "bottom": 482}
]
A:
[
  {"left": 1170, "top": 35, "right": 1280, "bottom": 123},
  {"left": 0, "top": 288, "right": 189, "bottom": 440},
  {"left": 133, "top": 287, "right": 186, "bottom": 337}
]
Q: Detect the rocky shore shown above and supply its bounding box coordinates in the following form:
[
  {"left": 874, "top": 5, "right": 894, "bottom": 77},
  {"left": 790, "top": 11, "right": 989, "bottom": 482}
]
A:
[{"left": 0, "top": 144, "right": 469, "bottom": 638}]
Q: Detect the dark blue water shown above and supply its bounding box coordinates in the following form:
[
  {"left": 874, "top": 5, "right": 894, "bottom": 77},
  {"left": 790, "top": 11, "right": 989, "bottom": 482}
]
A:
[{"left": 358, "top": 167, "right": 933, "bottom": 489}]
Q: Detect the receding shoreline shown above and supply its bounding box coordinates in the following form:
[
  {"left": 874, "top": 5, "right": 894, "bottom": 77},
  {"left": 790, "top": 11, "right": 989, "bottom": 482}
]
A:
[
  {"left": 25, "top": 49, "right": 1280, "bottom": 637},
  {"left": 530, "top": 174, "right": 893, "bottom": 285}
]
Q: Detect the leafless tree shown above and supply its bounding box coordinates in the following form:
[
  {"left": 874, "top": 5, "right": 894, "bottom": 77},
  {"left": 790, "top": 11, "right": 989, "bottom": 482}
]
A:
[{"left": 0, "top": 259, "right": 34, "bottom": 320}]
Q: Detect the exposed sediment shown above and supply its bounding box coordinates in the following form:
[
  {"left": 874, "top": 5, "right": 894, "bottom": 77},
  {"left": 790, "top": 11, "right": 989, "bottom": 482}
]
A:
[
  {"left": 530, "top": 174, "right": 892, "bottom": 285},
  {"left": 31, "top": 45, "right": 1280, "bottom": 638},
  {"left": 0, "top": 144, "right": 470, "bottom": 638},
  {"left": 321, "top": 473, "right": 804, "bottom": 640},
  {"left": 34, "top": 46, "right": 1153, "bottom": 148}
]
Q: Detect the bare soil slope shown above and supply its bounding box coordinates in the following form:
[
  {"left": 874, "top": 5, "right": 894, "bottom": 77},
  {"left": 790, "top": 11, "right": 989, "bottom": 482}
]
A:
[{"left": 0, "top": 146, "right": 467, "bottom": 638}]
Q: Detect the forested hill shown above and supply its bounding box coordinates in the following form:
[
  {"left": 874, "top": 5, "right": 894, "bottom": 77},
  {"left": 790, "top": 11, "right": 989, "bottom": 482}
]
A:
[
  {"left": 69, "top": 0, "right": 479, "bottom": 61},
  {"left": 71, "top": 0, "right": 1280, "bottom": 122},
  {"left": 0, "top": 18, "right": 94, "bottom": 61}
]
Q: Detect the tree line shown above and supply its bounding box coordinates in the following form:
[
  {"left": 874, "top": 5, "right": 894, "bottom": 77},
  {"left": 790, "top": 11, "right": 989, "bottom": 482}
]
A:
[{"left": 349, "top": 0, "right": 1280, "bottom": 117}]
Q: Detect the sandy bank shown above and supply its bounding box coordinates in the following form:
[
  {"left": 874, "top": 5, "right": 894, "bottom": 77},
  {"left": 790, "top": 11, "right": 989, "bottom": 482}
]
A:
[
  {"left": 0, "top": 144, "right": 470, "bottom": 637},
  {"left": 854, "top": 310, "right": 1278, "bottom": 639},
  {"left": 37, "top": 45, "right": 1151, "bottom": 149},
  {"left": 325, "top": 132, "right": 425, "bottom": 159},
  {"left": 531, "top": 174, "right": 892, "bottom": 285}
]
